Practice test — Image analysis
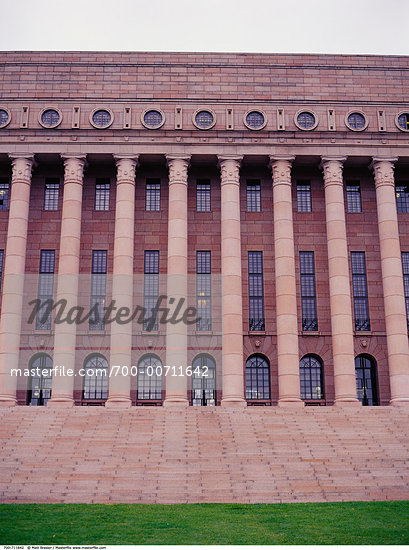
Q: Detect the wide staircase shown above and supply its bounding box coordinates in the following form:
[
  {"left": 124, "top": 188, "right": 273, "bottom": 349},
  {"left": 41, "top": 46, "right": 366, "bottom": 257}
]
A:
[{"left": 0, "top": 406, "right": 408, "bottom": 503}]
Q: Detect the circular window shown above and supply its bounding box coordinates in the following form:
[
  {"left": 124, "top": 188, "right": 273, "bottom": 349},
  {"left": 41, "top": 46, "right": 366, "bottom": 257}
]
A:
[
  {"left": 295, "top": 110, "right": 318, "bottom": 130},
  {"left": 193, "top": 109, "right": 215, "bottom": 130},
  {"left": 0, "top": 108, "right": 10, "bottom": 128},
  {"left": 90, "top": 108, "right": 113, "bottom": 129},
  {"left": 142, "top": 109, "right": 165, "bottom": 129},
  {"left": 396, "top": 112, "right": 409, "bottom": 132},
  {"left": 39, "top": 108, "right": 61, "bottom": 128},
  {"left": 345, "top": 111, "right": 367, "bottom": 131},
  {"left": 244, "top": 110, "right": 266, "bottom": 130}
]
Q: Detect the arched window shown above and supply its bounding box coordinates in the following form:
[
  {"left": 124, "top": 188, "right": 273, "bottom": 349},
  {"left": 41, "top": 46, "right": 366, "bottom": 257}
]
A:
[
  {"left": 355, "top": 354, "right": 379, "bottom": 406},
  {"left": 300, "top": 355, "right": 324, "bottom": 400},
  {"left": 83, "top": 354, "right": 108, "bottom": 400},
  {"left": 137, "top": 354, "right": 162, "bottom": 400},
  {"left": 245, "top": 355, "right": 270, "bottom": 400},
  {"left": 192, "top": 354, "right": 216, "bottom": 406},
  {"left": 28, "top": 354, "right": 52, "bottom": 406}
]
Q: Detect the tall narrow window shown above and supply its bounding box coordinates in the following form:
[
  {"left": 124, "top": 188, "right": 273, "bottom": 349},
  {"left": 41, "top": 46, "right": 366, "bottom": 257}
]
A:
[
  {"left": 89, "top": 250, "right": 107, "bottom": 331},
  {"left": 0, "top": 180, "right": 10, "bottom": 211},
  {"left": 95, "top": 178, "right": 110, "bottom": 211},
  {"left": 300, "top": 355, "right": 324, "bottom": 400},
  {"left": 396, "top": 183, "right": 409, "bottom": 213},
  {"left": 196, "top": 251, "right": 212, "bottom": 331},
  {"left": 297, "top": 181, "right": 312, "bottom": 212},
  {"left": 137, "top": 355, "right": 163, "bottom": 400},
  {"left": 146, "top": 179, "right": 160, "bottom": 211},
  {"left": 248, "top": 251, "right": 265, "bottom": 331},
  {"left": 44, "top": 178, "right": 60, "bottom": 210},
  {"left": 36, "top": 250, "right": 55, "bottom": 330},
  {"left": 0, "top": 249, "right": 3, "bottom": 291},
  {"left": 300, "top": 251, "right": 318, "bottom": 331},
  {"left": 246, "top": 180, "right": 261, "bottom": 212},
  {"left": 346, "top": 181, "right": 362, "bottom": 213},
  {"left": 196, "top": 180, "right": 211, "bottom": 212},
  {"left": 245, "top": 355, "right": 270, "bottom": 400},
  {"left": 83, "top": 355, "right": 108, "bottom": 401},
  {"left": 144, "top": 251, "right": 159, "bottom": 331},
  {"left": 351, "top": 252, "right": 370, "bottom": 331},
  {"left": 402, "top": 252, "right": 409, "bottom": 330}
]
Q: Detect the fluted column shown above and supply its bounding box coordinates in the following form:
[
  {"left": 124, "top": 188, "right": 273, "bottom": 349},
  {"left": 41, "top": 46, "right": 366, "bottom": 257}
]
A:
[
  {"left": 163, "top": 155, "right": 190, "bottom": 406},
  {"left": 321, "top": 157, "right": 359, "bottom": 405},
  {"left": 0, "top": 154, "right": 34, "bottom": 406},
  {"left": 48, "top": 155, "right": 86, "bottom": 406},
  {"left": 270, "top": 157, "right": 303, "bottom": 407},
  {"left": 371, "top": 158, "right": 409, "bottom": 405},
  {"left": 219, "top": 156, "right": 246, "bottom": 406},
  {"left": 106, "top": 155, "right": 138, "bottom": 408}
]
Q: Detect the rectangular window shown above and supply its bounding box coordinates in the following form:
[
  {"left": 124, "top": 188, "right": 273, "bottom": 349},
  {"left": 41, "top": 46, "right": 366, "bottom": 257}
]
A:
[
  {"left": 402, "top": 252, "right": 409, "bottom": 330},
  {"left": 0, "top": 180, "right": 10, "bottom": 211},
  {"left": 95, "top": 179, "right": 110, "bottom": 211},
  {"left": 36, "top": 250, "right": 55, "bottom": 330},
  {"left": 351, "top": 252, "right": 370, "bottom": 331},
  {"left": 196, "top": 251, "right": 212, "bottom": 331},
  {"left": 297, "top": 181, "right": 312, "bottom": 212},
  {"left": 0, "top": 249, "right": 3, "bottom": 291},
  {"left": 44, "top": 178, "right": 60, "bottom": 211},
  {"left": 89, "top": 250, "right": 107, "bottom": 331},
  {"left": 248, "top": 251, "right": 265, "bottom": 331},
  {"left": 144, "top": 251, "right": 159, "bottom": 331},
  {"left": 145, "top": 179, "right": 160, "bottom": 211},
  {"left": 346, "top": 181, "right": 362, "bottom": 213},
  {"left": 196, "top": 180, "right": 211, "bottom": 212},
  {"left": 246, "top": 180, "right": 261, "bottom": 212},
  {"left": 396, "top": 183, "right": 409, "bottom": 213},
  {"left": 300, "top": 251, "right": 318, "bottom": 331}
]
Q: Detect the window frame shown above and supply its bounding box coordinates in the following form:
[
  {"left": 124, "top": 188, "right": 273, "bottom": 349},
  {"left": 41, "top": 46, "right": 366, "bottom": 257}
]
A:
[
  {"left": 44, "top": 178, "right": 60, "bottom": 211},
  {"left": 248, "top": 251, "right": 265, "bottom": 331},
  {"left": 94, "top": 178, "right": 111, "bottom": 211},
  {"left": 351, "top": 251, "right": 371, "bottom": 332},
  {"left": 346, "top": 181, "right": 362, "bottom": 213},
  {"left": 145, "top": 179, "right": 161, "bottom": 212},
  {"left": 246, "top": 180, "right": 262, "bottom": 212},
  {"left": 300, "top": 251, "right": 318, "bottom": 331},
  {"left": 296, "top": 180, "right": 312, "bottom": 212}
]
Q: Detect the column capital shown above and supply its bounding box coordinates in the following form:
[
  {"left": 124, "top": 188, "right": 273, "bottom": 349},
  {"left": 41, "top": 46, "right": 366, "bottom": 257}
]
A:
[
  {"left": 166, "top": 155, "right": 190, "bottom": 185},
  {"left": 114, "top": 155, "right": 139, "bottom": 182},
  {"left": 9, "top": 154, "right": 35, "bottom": 182},
  {"left": 61, "top": 155, "right": 86, "bottom": 183},
  {"left": 370, "top": 157, "right": 398, "bottom": 188},
  {"left": 269, "top": 156, "right": 294, "bottom": 185},
  {"left": 218, "top": 156, "right": 242, "bottom": 185},
  {"left": 320, "top": 157, "right": 347, "bottom": 186}
]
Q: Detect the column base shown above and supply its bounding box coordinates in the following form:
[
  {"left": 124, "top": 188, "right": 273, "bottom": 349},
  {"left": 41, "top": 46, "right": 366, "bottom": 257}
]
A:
[
  {"left": 221, "top": 397, "right": 247, "bottom": 407},
  {"left": 277, "top": 399, "right": 305, "bottom": 408},
  {"left": 0, "top": 397, "right": 17, "bottom": 407},
  {"left": 163, "top": 397, "right": 189, "bottom": 407},
  {"left": 47, "top": 398, "right": 75, "bottom": 408},
  {"left": 105, "top": 397, "right": 132, "bottom": 409},
  {"left": 390, "top": 398, "right": 409, "bottom": 406},
  {"left": 334, "top": 398, "right": 361, "bottom": 407}
]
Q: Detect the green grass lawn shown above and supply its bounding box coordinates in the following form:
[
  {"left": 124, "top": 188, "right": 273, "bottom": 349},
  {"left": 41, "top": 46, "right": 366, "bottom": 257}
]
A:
[{"left": 1, "top": 501, "right": 408, "bottom": 545}]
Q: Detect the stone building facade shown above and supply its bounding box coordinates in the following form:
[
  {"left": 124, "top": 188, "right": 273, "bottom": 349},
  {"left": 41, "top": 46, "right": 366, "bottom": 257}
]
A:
[{"left": 0, "top": 51, "right": 408, "bottom": 408}]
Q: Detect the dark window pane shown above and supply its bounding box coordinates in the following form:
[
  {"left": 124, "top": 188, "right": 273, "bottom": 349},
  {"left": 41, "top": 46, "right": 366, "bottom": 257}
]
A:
[
  {"left": 396, "top": 184, "right": 409, "bottom": 213},
  {"left": 300, "top": 355, "right": 324, "bottom": 400},
  {"left": 300, "top": 252, "right": 318, "bottom": 331},
  {"left": 351, "top": 252, "right": 370, "bottom": 331},
  {"left": 44, "top": 179, "right": 59, "bottom": 210},
  {"left": 297, "top": 181, "right": 312, "bottom": 212},
  {"left": 297, "top": 112, "right": 316, "bottom": 129},
  {"left": 144, "top": 251, "right": 159, "bottom": 331},
  {"left": 197, "top": 251, "right": 211, "bottom": 331},
  {"left": 196, "top": 180, "right": 211, "bottom": 212},
  {"left": 402, "top": 253, "right": 409, "bottom": 330},
  {"left": 90, "top": 251, "right": 107, "bottom": 331},
  {"left": 95, "top": 179, "right": 110, "bottom": 211},
  {"left": 83, "top": 355, "right": 108, "bottom": 399},
  {"left": 346, "top": 182, "right": 362, "bottom": 213},
  {"left": 0, "top": 181, "right": 10, "bottom": 210},
  {"left": 137, "top": 355, "right": 162, "bottom": 400},
  {"left": 245, "top": 355, "right": 270, "bottom": 399},
  {"left": 247, "top": 180, "right": 261, "bottom": 212},
  {"left": 146, "top": 179, "right": 160, "bottom": 211},
  {"left": 36, "top": 250, "right": 55, "bottom": 330},
  {"left": 248, "top": 252, "right": 265, "bottom": 331}
]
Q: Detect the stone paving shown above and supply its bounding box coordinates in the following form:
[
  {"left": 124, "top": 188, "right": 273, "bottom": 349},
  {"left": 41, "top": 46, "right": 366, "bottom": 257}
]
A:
[{"left": 0, "top": 406, "right": 408, "bottom": 503}]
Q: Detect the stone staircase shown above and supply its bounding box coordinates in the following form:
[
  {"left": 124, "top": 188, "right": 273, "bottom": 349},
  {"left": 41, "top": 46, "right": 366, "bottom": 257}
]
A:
[{"left": 0, "top": 406, "right": 408, "bottom": 503}]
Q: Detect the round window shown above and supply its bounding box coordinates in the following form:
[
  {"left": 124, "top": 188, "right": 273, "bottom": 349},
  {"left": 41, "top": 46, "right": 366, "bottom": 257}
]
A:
[
  {"left": 194, "top": 110, "right": 215, "bottom": 129},
  {"left": 91, "top": 109, "right": 113, "bottom": 128},
  {"left": 0, "top": 108, "right": 10, "bottom": 128},
  {"left": 40, "top": 109, "right": 61, "bottom": 128},
  {"left": 346, "top": 112, "right": 367, "bottom": 131},
  {"left": 397, "top": 112, "right": 409, "bottom": 131},
  {"left": 142, "top": 109, "right": 164, "bottom": 129},
  {"left": 295, "top": 111, "right": 317, "bottom": 130},
  {"left": 244, "top": 110, "right": 266, "bottom": 130}
]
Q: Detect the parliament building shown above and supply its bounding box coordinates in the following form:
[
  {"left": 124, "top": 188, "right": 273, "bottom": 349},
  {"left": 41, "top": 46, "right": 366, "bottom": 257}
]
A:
[{"left": 1, "top": 50, "right": 409, "bottom": 410}]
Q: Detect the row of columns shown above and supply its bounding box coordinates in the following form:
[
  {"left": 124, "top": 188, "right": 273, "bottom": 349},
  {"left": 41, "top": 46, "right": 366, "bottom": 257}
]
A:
[{"left": 0, "top": 154, "right": 408, "bottom": 407}]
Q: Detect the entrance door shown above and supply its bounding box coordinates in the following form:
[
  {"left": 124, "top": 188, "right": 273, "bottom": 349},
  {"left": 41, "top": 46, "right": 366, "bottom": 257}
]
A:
[
  {"left": 355, "top": 355, "right": 378, "bottom": 406},
  {"left": 28, "top": 354, "right": 52, "bottom": 406},
  {"left": 192, "top": 355, "right": 216, "bottom": 406}
]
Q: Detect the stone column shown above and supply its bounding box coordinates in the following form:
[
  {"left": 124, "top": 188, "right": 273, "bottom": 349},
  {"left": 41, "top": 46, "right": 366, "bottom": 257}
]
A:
[
  {"left": 219, "top": 156, "right": 246, "bottom": 406},
  {"left": 270, "top": 157, "right": 303, "bottom": 407},
  {"left": 320, "top": 157, "right": 359, "bottom": 405},
  {"left": 48, "top": 155, "right": 86, "bottom": 407},
  {"left": 0, "top": 154, "right": 34, "bottom": 406},
  {"left": 371, "top": 157, "right": 409, "bottom": 405},
  {"left": 106, "top": 155, "right": 138, "bottom": 408},
  {"left": 163, "top": 155, "right": 190, "bottom": 406}
]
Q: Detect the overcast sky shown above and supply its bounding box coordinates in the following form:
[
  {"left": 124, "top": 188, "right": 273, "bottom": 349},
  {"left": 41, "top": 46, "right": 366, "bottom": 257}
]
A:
[{"left": 1, "top": 0, "right": 409, "bottom": 55}]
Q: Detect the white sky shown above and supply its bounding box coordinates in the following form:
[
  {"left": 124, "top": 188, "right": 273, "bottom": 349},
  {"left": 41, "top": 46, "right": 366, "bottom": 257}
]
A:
[{"left": 1, "top": 0, "right": 409, "bottom": 55}]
